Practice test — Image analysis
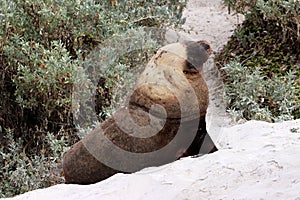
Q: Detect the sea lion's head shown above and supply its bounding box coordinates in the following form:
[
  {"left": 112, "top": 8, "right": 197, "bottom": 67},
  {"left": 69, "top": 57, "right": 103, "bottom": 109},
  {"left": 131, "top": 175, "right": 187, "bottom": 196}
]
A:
[{"left": 129, "top": 40, "right": 211, "bottom": 121}]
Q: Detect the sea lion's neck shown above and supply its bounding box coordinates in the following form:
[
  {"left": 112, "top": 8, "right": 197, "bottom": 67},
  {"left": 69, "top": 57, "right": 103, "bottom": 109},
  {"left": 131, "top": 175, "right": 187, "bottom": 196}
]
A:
[{"left": 127, "top": 103, "right": 201, "bottom": 123}]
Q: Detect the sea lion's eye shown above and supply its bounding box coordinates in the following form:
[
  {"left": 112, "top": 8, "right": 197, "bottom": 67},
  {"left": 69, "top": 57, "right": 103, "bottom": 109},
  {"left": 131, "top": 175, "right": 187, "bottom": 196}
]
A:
[
  {"left": 183, "top": 69, "right": 198, "bottom": 75},
  {"left": 183, "top": 65, "right": 199, "bottom": 75},
  {"left": 183, "top": 61, "right": 199, "bottom": 75}
]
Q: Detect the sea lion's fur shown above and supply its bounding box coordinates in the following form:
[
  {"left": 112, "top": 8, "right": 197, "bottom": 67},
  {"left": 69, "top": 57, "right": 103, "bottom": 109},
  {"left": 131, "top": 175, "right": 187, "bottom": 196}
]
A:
[{"left": 63, "top": 40, "right": 217, "bottom": 184}]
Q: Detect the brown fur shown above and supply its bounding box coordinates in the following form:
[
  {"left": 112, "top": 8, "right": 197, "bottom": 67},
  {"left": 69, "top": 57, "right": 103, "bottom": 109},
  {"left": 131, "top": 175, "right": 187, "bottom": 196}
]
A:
[{"left": 63, "top": 40, "right": 217, "bottom": 184}]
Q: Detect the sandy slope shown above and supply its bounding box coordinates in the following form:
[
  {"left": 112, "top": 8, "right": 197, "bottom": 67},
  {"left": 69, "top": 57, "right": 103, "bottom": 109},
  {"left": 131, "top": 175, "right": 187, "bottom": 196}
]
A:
[
  {"left": 181, "top": 0, "right": 244, "bottom": 51},
  {"left": 163, "top": 0, "right": 244, "bottom": 145},
  {"left": 4, "top": 119, "right": 300, "bottom": 200},
  {"left": 179, "top": 0, "right": 244, "bottom": 144}
]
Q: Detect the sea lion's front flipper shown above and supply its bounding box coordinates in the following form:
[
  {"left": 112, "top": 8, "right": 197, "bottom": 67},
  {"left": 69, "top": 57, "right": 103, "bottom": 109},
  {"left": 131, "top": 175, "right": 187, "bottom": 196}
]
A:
[{"left": 199, "top": 134, "right": 218, "bottom": 154}]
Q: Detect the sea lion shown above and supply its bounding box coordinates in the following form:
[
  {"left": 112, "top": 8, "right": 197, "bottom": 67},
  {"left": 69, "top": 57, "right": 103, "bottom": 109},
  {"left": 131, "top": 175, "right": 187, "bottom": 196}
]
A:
[{"left": 63, "top": 40, "right": 217, "bottom": 184}]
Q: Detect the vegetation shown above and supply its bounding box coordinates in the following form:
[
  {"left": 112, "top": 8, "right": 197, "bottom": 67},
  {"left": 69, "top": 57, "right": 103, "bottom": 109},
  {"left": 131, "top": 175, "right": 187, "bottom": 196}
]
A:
[
  {"left": 217, "top": 0, "right": 300, "bottom": 122},
  {"left": 0, "top": 0, "right": 187, "bottom": 197},
  {"left": 2, "top": 0, "right": 299, "bottom": 197},
  {"left": 222, "top": 61, "right": 297, "bottom": 122}
]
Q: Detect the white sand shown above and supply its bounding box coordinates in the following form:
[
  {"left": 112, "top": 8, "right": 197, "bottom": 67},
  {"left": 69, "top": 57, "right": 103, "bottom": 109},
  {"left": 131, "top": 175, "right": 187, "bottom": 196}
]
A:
[{"left": 4, "top": 119, "right": 300, "bottom": 200}]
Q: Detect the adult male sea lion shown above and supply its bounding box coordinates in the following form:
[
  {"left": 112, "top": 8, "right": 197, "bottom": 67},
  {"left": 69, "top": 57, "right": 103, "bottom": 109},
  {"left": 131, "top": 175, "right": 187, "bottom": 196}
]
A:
[{"left": 63, "top": 40, "right": 217, "bottom": 184}]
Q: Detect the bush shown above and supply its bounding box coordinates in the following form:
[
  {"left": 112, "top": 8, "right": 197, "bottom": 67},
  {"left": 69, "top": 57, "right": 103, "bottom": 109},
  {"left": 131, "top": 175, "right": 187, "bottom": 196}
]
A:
[
  {"left": 0, "top": 0, "right": 187, "bottom": 197},
  {"left": 217, "top": 0, "right": 300, "bottom": 121},
  {"left": 0, "top": 129, "right": 68, "bottom": 198},
  {"left": 223, "top": 61, "right": 298, "bottom": 122},
  {"left": 224, "top": 0, "right": 300, "bottom": 41},
  {"left": 81, "top": 27, "right": 159, "bottom": 122}
]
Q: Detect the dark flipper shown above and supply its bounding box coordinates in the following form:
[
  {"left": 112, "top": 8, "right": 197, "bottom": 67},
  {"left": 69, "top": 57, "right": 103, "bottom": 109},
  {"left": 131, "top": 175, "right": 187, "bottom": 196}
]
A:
[
  {"left": 180, "top": 116, "right": 218, "bottom": 158},
  {"left": 199, "top": 133, "right": 218, "bottom": 154}
]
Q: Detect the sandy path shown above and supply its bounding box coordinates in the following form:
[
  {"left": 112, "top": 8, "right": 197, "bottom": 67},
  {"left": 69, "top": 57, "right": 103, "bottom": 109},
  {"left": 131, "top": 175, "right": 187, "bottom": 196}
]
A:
[
  {"left": 181, "top": 0, "right": 244, "bottom": 51},
  {"left": 180, "top": 0, "right": 245, "bottom": 144}
]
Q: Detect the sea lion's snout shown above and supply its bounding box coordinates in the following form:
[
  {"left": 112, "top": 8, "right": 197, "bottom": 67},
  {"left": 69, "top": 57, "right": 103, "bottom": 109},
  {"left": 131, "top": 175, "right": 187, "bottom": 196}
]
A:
[{"left": 197, "top": 40, "right": 211, "bottom": 54}]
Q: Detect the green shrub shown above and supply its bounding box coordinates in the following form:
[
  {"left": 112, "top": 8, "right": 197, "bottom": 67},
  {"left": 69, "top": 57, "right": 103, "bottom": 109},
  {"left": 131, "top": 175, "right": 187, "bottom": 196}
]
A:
[
  {"left": 0, "top": 0, "right": 187, "bottom": 197},
  {"left": 224, "top": 0, "right": 300, "bottom": 40},
  {"left": 7, "top": 38, "right": 78, "bottom": 122},
  {"left": 0, "top": 129, "right": 68, "bottom": 198},
  {"left": 81, "top": 28, "right": 159, "bottom": 122},
  {"left": 223, "top": 61, "right": 298, "bottom": 122},
  {"left": 217, "top": 0, "right": 300, "bottom": 120}
]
